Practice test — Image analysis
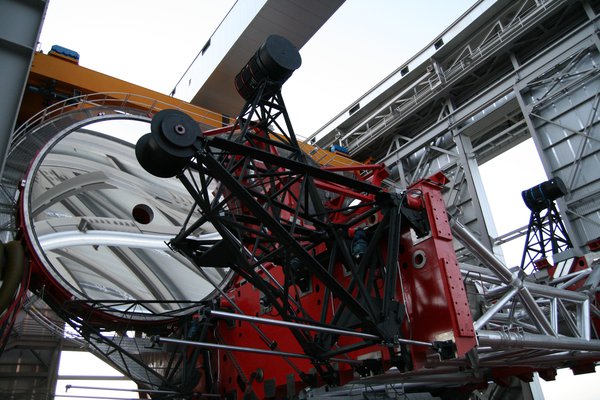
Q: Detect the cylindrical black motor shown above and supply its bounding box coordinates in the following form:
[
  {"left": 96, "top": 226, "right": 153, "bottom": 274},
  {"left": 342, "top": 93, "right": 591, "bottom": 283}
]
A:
[
  {"left": 135, "top": 109, "right": 201, "bottom": 178},
  {"left": 522, "top": 177, "right": 567, "bottom": 211},
  {"left": 234, "top": 35, "right": 302, "bottom": 102}
]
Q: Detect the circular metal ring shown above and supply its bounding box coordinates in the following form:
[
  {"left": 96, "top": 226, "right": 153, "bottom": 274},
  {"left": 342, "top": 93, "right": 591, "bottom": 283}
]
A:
[{"left": 412, "top": 250, "right": 427, "bottom": 269}]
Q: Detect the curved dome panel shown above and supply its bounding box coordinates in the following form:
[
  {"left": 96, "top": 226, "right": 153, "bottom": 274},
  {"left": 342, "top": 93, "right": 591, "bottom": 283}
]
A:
[{"left": 19, "top": 112, "right": 229, "bottom": 323}]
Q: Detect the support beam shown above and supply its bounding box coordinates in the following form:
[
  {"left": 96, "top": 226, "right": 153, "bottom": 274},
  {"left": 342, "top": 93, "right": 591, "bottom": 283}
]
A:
[
  {"left": 0, "top": 0, "right": 47, "bottom": 178},
  {"left": 478, "top": 330, "right": 600, "bottom": 352}
]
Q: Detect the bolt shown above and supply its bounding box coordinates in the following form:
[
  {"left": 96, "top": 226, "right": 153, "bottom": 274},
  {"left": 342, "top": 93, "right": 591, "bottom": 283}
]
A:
[{"left": 174, "top": 124, "right": 186, "bottom": 135}]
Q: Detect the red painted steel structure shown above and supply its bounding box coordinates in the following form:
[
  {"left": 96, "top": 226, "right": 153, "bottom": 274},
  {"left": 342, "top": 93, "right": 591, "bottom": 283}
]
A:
[
  {"left": 207, "top": 167, "right": 477, "bottom": 398},
  {"left": 10, "top": 36, "right": 600, "bottom": 399},
  {"left": 117, "top": 35, "right": 488, "bottom": 396},
  {"left": 133, "top": 98, "right": 478, "bottom": 397}
]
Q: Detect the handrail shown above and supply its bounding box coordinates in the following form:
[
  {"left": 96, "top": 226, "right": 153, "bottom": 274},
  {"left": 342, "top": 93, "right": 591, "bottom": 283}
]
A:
[{"left": 11, "top": 92, "right": 227, "bottom": 147}]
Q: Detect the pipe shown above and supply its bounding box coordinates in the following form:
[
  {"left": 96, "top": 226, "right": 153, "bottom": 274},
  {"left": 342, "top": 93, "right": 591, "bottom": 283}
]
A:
[
  {"left": 152, "top": 336, "right": 362, "bottom": 365},
  {"left": 551, "top": 297, "right": 559, "bottom": 333},
  {"left": 518, "top": 288, "right": 555, "bottom": 335},
  {"left": 54, "top": 396, "right": 146, "bottom": 400},
  {"left": 452, "top": 221, "right": 560, "bottom": 335},
  {"left": 451, "top": 220, "right": 515, "bottom": 284},
  {"left": 477, "top": 329, "right": 600, "bottom": 351},
  {"left": 209, "top": 309, "right": 381, "bottom": 341},
  {"left": 525, "top": 280, "right": 587, "bottom": 302},
  {"left": 38, "top": 230, "right": 221, "bottom": 251},
  {"left": 474, "top": 286, "right": 519, "bottom": 330},
  {"left": 581, "top": 299, "right": 591, "bottom": 341},
  {"left": 557, "top": 299, "right": 580, "bottom": 337},
  {"left": 65, "top": 385, "right": 178, "bottom": 395},
  {"left": 480, "top": 350, "right": 600, "bottom": 366},
  {"left": 557, "top": 268, "right": 592, "bottom": 288}
]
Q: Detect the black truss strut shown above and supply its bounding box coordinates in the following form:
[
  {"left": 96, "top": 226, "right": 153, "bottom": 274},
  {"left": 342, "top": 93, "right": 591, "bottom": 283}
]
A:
[
  {"left": 208, "top": 137, "right": 382, "bottom": 195},
  {"left": 144, "top": 82, "right": 411, "bottom": 383},
  {"left": 193, "top": 150, "right": 378, "bottom": 332}
]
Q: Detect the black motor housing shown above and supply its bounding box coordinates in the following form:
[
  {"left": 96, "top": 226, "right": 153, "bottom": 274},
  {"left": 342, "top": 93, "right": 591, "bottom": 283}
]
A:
[
  {"left": 136, "top": 109, "right": 201, "bottom": 178},
  {"left": 234, "top": 35, "right": 302, "bottom": 102}
]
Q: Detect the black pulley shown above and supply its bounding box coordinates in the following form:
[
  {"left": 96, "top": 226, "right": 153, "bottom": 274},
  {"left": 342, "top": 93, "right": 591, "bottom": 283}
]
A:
[
  {"left": 235, "top": 34, "right": 302, "bottom": 101},
  {"left": 135, "top": 109, "right": 201, "bottom": 178},
  {"left": 522, "top": 177, "right": 567, "bottom": 211}
]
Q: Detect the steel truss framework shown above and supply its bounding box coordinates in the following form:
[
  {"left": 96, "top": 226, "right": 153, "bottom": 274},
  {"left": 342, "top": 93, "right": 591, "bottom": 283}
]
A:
[
  {"left": 159, "top": 86, "right": 466, "bottom": 390},
  {"left": 1, "top": 1, "right": 600, "bottom": 399},
  {"left": 53, "top": 298, "right": 205, "bottom": 394},
  {"left": 0, "top": 82, "right": 596, "bottom": 400},
  {"left": 520, "top": 200, "right": 573, "bottom": 272},
  {"left": 312, "top": 0, "right": 600, "bottom": 257},
  {"left": 304, "top": 0, "right": 600, "bottom": 395},
  {"left": 132, "top": 80, "right": 599, "bottom": 398}
]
